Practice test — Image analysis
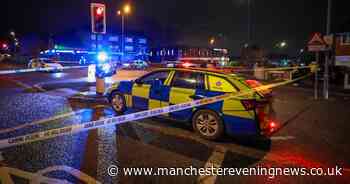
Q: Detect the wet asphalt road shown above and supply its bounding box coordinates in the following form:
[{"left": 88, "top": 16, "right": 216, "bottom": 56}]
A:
[{"left": 0, "top": 63, "right": 350, "bottom": 184}]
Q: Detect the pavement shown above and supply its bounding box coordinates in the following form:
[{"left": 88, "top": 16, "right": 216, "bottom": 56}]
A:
[{"left": 0, "top": 62, "right": 349, "bottom": 183}]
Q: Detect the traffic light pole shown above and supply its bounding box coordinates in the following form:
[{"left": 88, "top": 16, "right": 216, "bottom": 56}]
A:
[
  {"left": 96, "top": 33, "right": 105, "bottom": 95},
  {"left": 315, "top": 52, "right": 319, "bottom": 100},
  {"left": 121, "top": 14, "right": 125, "bottom": 62}
]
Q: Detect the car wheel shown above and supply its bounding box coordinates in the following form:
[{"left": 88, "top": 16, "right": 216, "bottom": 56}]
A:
[
  {"left": 111, "top": 92, "right": 126, "bottom": 114},
  {"left": 192, "top": 110, "right": 224, "bottom": 140}
]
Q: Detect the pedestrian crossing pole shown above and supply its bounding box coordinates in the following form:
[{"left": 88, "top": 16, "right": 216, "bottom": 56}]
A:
[
  {"left": 315, "top": 52, "right": 319, "bottom": 100},
  {"left": 91, "top": 3, "right": 107, "bottom": 95}
]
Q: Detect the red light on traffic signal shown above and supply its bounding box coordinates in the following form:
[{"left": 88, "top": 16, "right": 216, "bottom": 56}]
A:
[
  {"left": 96, "top": 7, "right": 104, "bottom": 16},
  {"left": 91, "top": 3, "right": 106, "bottom": 34}
]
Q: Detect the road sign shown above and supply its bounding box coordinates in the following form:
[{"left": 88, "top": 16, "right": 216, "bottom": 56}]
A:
[
  {"left": 308, "top": 33, "right": 326, "bottom": 52},
  {"left": 323, "top": 34, "right": 334, "bottom": 46}
]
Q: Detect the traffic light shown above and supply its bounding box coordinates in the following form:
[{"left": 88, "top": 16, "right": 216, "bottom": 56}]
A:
[{"left": 91, "top": 3, "right": 106, "bottom": 34}]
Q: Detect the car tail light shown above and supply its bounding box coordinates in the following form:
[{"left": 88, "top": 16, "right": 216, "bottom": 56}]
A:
[
  {"left": 241, "top": 99, "right": 256, "bottom": 111},
  {"left": 245, "top": 80, "right": 262, "bottom": 88},
  {"left": 269, "top": 121, "right": 276, "bottom": 129},
  {"left": 182, "top": 62, "right": 191, "bottom": 68}
]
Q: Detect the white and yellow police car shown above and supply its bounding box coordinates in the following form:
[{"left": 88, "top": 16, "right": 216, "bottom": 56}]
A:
[{"left": 106, "top": 68, "right": 274, "bottom": 140}]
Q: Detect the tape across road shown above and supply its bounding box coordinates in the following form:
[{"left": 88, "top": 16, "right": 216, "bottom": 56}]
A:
[
  {"left": 0, "top": 73, "right": 312, "bottom": 149},
  {"left": 0, "top": 66, "right": 87, "bottom": 75}
]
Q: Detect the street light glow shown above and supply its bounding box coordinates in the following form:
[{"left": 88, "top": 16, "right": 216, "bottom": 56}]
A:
[
  {"left": 123, "top": 4, "right": 131, "bottom": 14},
  {"left": 280, "top": 41, "right": 287, "bottom": 48},
  {"left": 209, "top": 38, "right": 215, "bottom": 45}
]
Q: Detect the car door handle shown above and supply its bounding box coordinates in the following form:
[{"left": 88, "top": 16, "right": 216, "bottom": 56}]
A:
[{"left": 189, "top": 95, "right": 206, "bottom": 100}]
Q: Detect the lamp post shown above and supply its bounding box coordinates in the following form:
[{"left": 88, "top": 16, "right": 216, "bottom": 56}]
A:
[
  {"left": 247, "top": 0, "right": 251, "bottom": 44},
  {"left": 324, "top": 0, "right": 332, "bottom": 100},
  {"left": 117, "top": 4, "right": 131, "bottom": 62}
]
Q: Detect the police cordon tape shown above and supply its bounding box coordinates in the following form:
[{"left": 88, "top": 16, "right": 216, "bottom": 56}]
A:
[
  {"left": 0, "top": 66, "right": 87, "bottom": 75},
  {"left": 0, "top": 73, "right": 313, "bottom": 149},
  {"left": 221, "top": 65, "right": 318, "bottom": 73}
]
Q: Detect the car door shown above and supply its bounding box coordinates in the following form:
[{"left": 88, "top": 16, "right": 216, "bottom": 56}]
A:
[
  {"left": 132, "top": 70, "right": 170, "bottom": 110},
  {"left": 167, "top": 71, "right": 205, "bottom": 121}
]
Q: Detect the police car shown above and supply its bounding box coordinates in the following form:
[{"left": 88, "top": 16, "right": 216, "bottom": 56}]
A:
[
  {"left": 28, "top": 58, "right": 63, "bottom": 72},
  {"left": 106, "top": 68, "right": 274, "bottom": 140}
]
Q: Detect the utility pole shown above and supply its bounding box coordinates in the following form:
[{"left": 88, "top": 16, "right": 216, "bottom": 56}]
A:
[
  {"left": 247, "top": 0, "right": 252, "bottom": 44},
  {"left": 324, "top": 0, "right": 332, "bottom": 99},
  {"left": 122, "top": 14, "right": 125, "bottom": 62}
]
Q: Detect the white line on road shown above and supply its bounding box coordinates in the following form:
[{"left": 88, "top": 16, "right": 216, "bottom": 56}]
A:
[
  {"left": 36, "top": 165, "right": 101, "bottom": 184},
  {"left": 6, "top": 78, "right": 47, "bottom": 92},
  {"left": 0, "top": 109, "right": 87, "bottom": 134},
  {"left": 270, "top": 136, "right": 296, "bottom": 141},
  {"left": 197, "top": 146, "right": 226, "bottom": 184}
]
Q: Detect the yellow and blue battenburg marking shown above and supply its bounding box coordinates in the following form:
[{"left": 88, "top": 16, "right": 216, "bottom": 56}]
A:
[
  {"left": 108, "top": 67, "right": 310, "bottom": 135},
  {"left": 110, "top": 78, "right": 260, "bottom": 136}
]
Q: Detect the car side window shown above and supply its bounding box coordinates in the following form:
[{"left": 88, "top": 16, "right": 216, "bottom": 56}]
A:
[
  {"left": 207, "top": 75, "right": 237, "bottom": 93},
  {"left": 139, "top": 71, "right": 169, "bottom": 84},
  {"left": 171, "top": 71, "right": 204, "bottom": 89}
]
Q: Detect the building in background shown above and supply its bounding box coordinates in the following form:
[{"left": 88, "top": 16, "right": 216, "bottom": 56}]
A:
[
  {"left": 334, "top": 32, "right": 350, "bottom": 89},
  {"left": 335, "top": 32, "right": 350, "bottom": 67},
  {"left": 149, "top": 46, "right": 229, "bottom": 65},
  {"left": 40, "top": 31, "right": 149, "bottom": 64},
  {"left": 88, "top": 33, "right": 149, "bottom": 62}
]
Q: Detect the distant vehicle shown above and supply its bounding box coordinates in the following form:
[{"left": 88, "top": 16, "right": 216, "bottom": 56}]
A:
[
  {"left": 181, "top": 62, "right": 200, "bottom": 68},
  {"left": 106, "top": 68, "right": 275, "bottom": 140},
  {"left": 28, "top": 58, "right": 63, "bottom": 72},
  {"left": 0, "top": 54, "right": 11, "bottom": 62},
  {"left": 165, "top": 61, "right": 182, "bottom": 68},
  {"left": 130, "top": 60, "right": 149, "bottom": 69}
]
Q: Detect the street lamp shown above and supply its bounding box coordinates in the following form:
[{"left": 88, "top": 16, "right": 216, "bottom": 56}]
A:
[
  {"left": 280, "top": 41, "right": 287, "bottom": 48},
  {"left": 209, "top": 37, "right": 215, "bottom": 45},
  {"left": 10, "top": 31, "right": 15, "bottom": 37},
  {"left": 123, "top": 4, "right": 131, "bottom": 14},
  {"left": 276, "top": 41, "right": 287, "bottom": 49},
  {"left": 117, "top": 4, "right": 131, "bottom": 62}
]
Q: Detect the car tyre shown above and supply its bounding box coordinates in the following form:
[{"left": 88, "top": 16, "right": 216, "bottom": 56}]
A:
[
  {"left": 111, "top": 92, "right": 126, "bottom": 114},
  {"left": 192, "top": 110, "right": 224, "bottom": 140}
]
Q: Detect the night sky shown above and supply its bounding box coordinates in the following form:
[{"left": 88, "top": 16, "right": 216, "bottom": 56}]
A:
[{"left": 1, "top": 0, "right": 349, "bottom": 56}]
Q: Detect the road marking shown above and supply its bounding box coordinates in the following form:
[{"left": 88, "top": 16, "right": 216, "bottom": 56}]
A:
[
  {"left": 197, "top": 146, "right": 226, "bottom": 184},
  {"left": 0, "top": 166, "right": 100, "bottom": 184},
  {"left": 33, "top": 84, "right": 46, "bottom": 92},
  {"left": 94, "top": 104, "right": 109, "bottom": 109},
  {"left": 36, "top": 165, "right": 101, "bottom": 184},
  {"left": 5, "top": 77, "right": 47, "bottom": 92},
  {"left": 45, "top": 88, "right": 81, "bottom": 98},
  {"left": 270, "top": 136, "right": 295, "bottom": 141},
  {"left": 0, "top": 109, "right": 87, "bottom": 134}
]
